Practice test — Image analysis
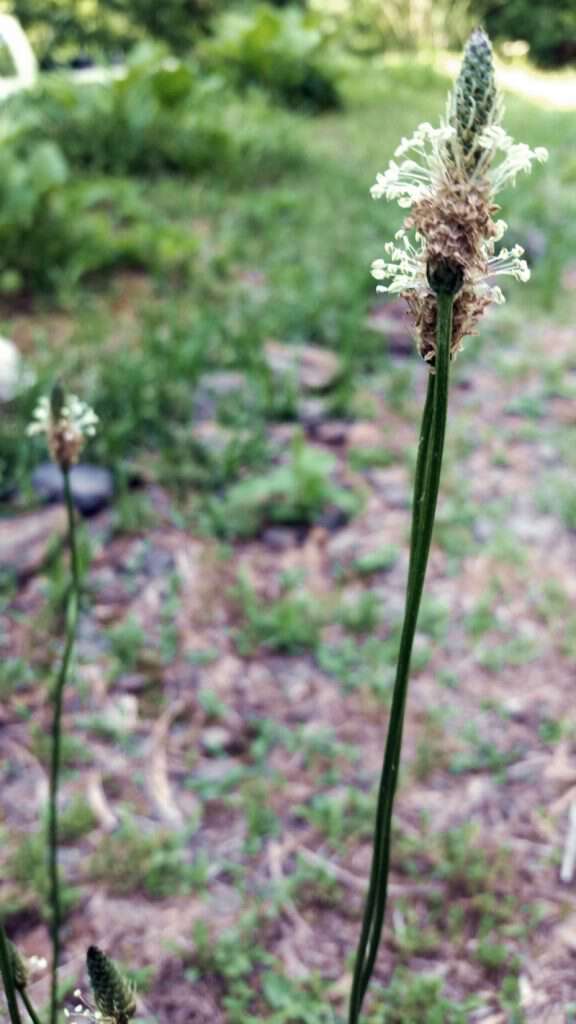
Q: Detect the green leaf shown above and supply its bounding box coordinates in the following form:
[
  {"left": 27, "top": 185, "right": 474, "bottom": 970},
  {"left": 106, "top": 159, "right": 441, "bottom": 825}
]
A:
[{"left": 27, "top": 142, "right": 68, "bottom": 193}]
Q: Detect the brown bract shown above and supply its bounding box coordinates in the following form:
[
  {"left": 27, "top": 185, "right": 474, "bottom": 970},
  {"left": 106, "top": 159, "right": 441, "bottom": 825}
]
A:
[
  {"left": 48, "top": 422, "right": 85, "bottom": 470},
  {"left": 403, "top": 177, "right": 500, "bottom": 362},
  {"left": 404, "top": 285, "right": 492, "bottom": 365}
]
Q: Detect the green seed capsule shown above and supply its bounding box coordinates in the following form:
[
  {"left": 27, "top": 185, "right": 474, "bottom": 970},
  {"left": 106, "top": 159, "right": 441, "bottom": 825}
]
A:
[{"left": 86, "top": 946, "right": 136, "bottom": 1024}]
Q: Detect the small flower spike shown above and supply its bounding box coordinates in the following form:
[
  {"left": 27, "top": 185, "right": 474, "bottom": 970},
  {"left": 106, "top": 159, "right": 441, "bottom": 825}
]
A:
[
  {"left": 7, "top": 942, "right": 28, "bottom": 991},
  {"left": 5, "top": 941, "right": 46, "bottom": 994},
  {"left": 27, "top": 382, "right": 98, "bottom": 469},
  {"left": 370, "top": 27, "right": 548, "bottom": 364},
  {"left": 86, "top": 947, "right": 136, "bottom": 1024}
]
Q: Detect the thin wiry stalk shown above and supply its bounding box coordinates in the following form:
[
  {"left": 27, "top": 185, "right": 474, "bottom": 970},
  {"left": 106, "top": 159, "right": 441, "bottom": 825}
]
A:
[
  {"left": 0, "top": 926, "right": 23, "bottom": 1024},
  {"left": 18, "top": 988, "right": 43, "bottom": 1024},
  {"left": 348, "top": 291, "right": 454, "bottom": 1023},
  {"left": 48, "top": 468, "right": 80, "bottom": 1024}
]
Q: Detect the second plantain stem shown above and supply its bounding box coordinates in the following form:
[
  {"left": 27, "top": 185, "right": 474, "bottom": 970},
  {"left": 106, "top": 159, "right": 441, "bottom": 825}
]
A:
[{"left": 48, "top": 467, "right": 80, "bottom": 1024}]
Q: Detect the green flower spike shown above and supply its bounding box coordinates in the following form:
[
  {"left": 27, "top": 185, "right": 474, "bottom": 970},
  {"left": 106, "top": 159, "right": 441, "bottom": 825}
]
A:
[
  {"left": 450, "top": 26, "right": 499, "bottom": 169},
  {"left": 86, "top": 947, "right": 136, "bottom": 1024},
  {"left": 7, "top": 942, "right": 28, "bottom": 992}
]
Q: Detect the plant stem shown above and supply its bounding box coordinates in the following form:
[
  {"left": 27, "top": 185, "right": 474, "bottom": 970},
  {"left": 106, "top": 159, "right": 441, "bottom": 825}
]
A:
[
  {"left": 0, "top": 926, "right": 23, "bottom": 1024},
  {"left": 19, "top": 989, "right": 43, "bottom": 1024},
  {"left": 348, "top": 291, "right": 454, "bottom": 1023},
  {"left": 48, "top": 467, "right": 80, "bottom": 1024}
]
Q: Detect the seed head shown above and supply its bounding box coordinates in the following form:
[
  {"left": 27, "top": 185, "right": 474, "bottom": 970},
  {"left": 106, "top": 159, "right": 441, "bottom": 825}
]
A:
[
  {"left": 7, "top": 941, "right": 28, "bottom": 991},
  {"left": 369, "top": 27, "right": 547, "bottom": 365},
  {"left": 86, "top": 946, "right": 136, "bottom": 1024},
  {"left": 27, "top": 383, "right": 98, "bottom": 470}
]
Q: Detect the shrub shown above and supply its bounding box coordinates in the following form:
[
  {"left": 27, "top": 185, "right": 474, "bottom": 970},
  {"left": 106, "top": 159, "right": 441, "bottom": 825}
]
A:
[
  {"left": 208, "top": 436, "right": 360, "bottom": 538},
  {"left": 0, "top": 122, "right": 197, "bottom": 293},
  {"left": 309, "top": 0, "right": 471, "bottom": 55},
  {"left": 200, "top": 4, "right": 342, "bottom": 112},
  {"left": 472, "top": 0, "right": 576, "bottom": 67},
  {"left": 7, "top": 45, "right": 305, "bottom": 180},
  {"left": 8, "top": 0, "right": 217, "bottom": 66}
]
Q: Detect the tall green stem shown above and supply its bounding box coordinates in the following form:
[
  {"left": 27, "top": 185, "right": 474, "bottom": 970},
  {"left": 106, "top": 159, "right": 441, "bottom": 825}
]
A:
[
  {"left": 48, "top": 468, "right": 80, "bottom": 1024},
  {"left": 348, "top": 290, "right": 454, "bottom": 1023},
  {"left": 0, "top": 926, "right": 23, "bottom": 1024}
]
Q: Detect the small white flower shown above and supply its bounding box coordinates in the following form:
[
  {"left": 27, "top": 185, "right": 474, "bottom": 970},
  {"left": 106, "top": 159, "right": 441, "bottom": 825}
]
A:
[
  {"left": 28, "top": 955, "right": 48, "bottom": 974},
  {"left": 372, "top": 227, "right": 531, "bottom": 301},
  {"left": 370, "top": 124, "right": 457, "bottom": 208},
  {"left": 28, "top": 392, "right": 98, "bottom": 468},
  {"left": 66, "top": 991, "right": 110, "bottom": 1024},
  {"left": 370, "top": 120, "right": 547, "bottom": 213}
]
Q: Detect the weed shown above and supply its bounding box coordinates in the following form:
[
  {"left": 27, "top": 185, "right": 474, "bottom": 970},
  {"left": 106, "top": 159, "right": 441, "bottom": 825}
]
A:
[
  {"left": 476, "top": 634, "right": 540, "bottom": 672},
  {"left": 450, "top": 726, "right": 523, "bottom": 778},
  {"left": 234, "top": 575, "right": 323, "bottom": 655},
  {"left": 211, "top": 436, "right": 360, "bottom": 539},
  {"left": 347, "top": 447, "right": 396, "bottom": 471},
  {"left": 297, "top": 786, "right": 375, "bottom": 847},
  {"left": 412, "top": 709, "right": 450, "bottom": 781},
  {"left": 349, "top": 545, "right": 399, "bottom": 577},
  {"left": 436, "top": 825, "right": 511, "bottom": 896},
  {"left": 538, "top": 473, "right": 576, "bottom": 530},
  {"left": 475, "top": 937, "right": 518, "bottom": 973},
  {"left": 241, "top": 780, "right": 281, "bottom": 855},
  {"left": 202, "top": 5, "right": 341, "bottom": 112},
  {"left": 191, "top": 913, "right": 336, "bottom": 1024},
  {"left": 89, "top": 820, "right": 205, "bottom": 898},
  {"left": 108, "top": 616, "right": 146, "bottom": 670},
  {"left": 367, "top": 968, "right": 479, "bottom": 1022},
  {"left": 58, "top": 796, "right": 97, "bottom": 843},
  {"left": 464, "top": 592, "right": 498, "bottom": 638},
  {"left": 316, "top": 635, "right": 396, "bottom": 698},
  {"left": 6, "top": 833, "right": 79, "bottom": 920},
  {"left": 0, "top": 657, "right": 36, "bottom": 699},
  {"left": 337, "top": 590, "right": 381, "bottom": 634},
  {"left": 391, "top": 902, "right": 440, "bottom": 957},
  {"left": 30, "top": 726, "right": 93, "bottom": 773}
]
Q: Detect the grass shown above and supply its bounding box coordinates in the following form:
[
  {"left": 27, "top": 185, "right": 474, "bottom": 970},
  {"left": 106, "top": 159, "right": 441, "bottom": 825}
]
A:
[
  {"left": 2, "top": 49, "right": 576, "bottom": 1024},
  {"left": 5, "top": 58, "right": 574, "bottom": 501}
]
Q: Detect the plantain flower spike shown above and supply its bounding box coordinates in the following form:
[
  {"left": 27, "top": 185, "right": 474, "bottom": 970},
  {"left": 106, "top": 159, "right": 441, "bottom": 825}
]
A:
[
  {"left": 370, "top": 27, "right": 548, "bottom": 365},
  {"left": 7, "top": 941, "right": 28, "bottom": 991},
  {"left": 27, "top": 382, "right": 98, "bottom": 470},
  {"left": 86, "top": 946, "right": 136, "bottom": 1024}
]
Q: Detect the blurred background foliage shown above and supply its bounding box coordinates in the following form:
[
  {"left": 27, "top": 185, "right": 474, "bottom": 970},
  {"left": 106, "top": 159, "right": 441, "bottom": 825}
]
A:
[
  {"left": 0, "top": 0, "right": 574, "bottom": 492},
  {"left": 476, "top": 0, "right": 576, "bottom": 67},
  {"left": 5, "top": 0, "right": 576, "bottom": 68}
]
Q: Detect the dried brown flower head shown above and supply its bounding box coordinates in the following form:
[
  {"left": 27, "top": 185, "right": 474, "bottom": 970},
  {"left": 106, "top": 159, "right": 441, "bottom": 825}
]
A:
[{"left": 370, "top": 28, "right": 548, "bottom": 364}]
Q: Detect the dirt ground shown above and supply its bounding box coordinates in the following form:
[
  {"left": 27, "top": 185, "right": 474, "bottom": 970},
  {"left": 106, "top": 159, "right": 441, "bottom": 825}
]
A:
[{"left": 2, "top": 298, "right": 576, "bottom": 1023}]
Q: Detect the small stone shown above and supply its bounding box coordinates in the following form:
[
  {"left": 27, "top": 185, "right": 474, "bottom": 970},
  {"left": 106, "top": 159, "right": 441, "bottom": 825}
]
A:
[
  {"left": 297, "top": 397, "right": 328, "bottom": 428},
  {"left": 371, "top": 468, "right": 409, "bottom": 508},
  {"left": 317, "top": 504, "right": 350, "bottom": 531},
  {"left": 0, "top": 506, "right": 67, "bottom": 578},
  {"left": 31, "top": 463, "right": 114, "bottom": 515},
  {"left": 314, "top": 420, "right": 349, "bottom": 446},
  {"left": 200, "top": 727, "right": 236, "bottom": 756},
  {"left": 0, "top": 336, "right": 34, "bottom": 401},
  {"left": 264, "top": 340, "right": 342, "bottom": 391},
  {"left": 194, "top": 372, "right": 249, "bottom": 419},
  {"left": 347, "top": 422, "right": 383, "bottom": 449},
  {"left": 193, "top": 758, "right": 238, "bottom": 784},
  {"left": 262, "top": 527, "right": 298, "bottom": 551}
]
